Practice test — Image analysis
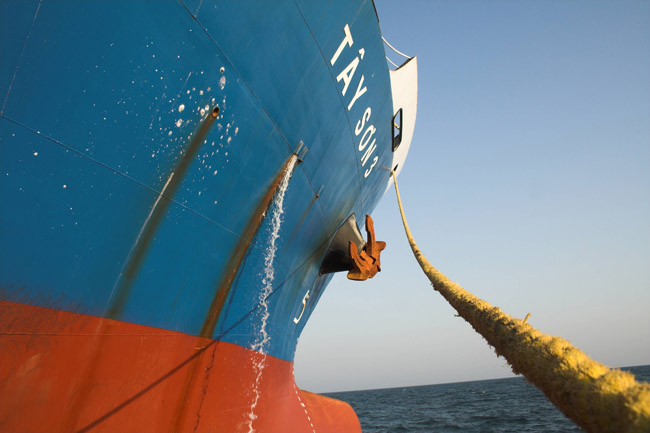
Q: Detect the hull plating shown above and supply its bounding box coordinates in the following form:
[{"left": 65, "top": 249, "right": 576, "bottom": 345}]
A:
[
  {"left": 0, "top": 300, "right": 360, "bottom": 432},
  {"left": 0, "top": 0, "right": 396, "bottom": 431}
]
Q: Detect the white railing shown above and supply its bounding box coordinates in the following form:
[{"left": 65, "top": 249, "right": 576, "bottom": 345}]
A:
[{"left": 383, "top": 36, "right": 412, "bottom": 70}]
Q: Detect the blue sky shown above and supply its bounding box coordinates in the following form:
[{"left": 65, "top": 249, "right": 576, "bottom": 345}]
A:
[{"left": 295, "top": 0, "right": 650, "bottom": 393}]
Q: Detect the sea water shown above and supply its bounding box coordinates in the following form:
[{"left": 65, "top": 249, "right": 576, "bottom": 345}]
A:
[{"left": 326, "top": 364, "right": 650, "bottom": 433}]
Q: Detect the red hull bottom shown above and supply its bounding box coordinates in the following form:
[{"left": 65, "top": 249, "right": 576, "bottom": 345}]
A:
[{"left": 0, "top": 301, "right": 361, "bottom": 433}]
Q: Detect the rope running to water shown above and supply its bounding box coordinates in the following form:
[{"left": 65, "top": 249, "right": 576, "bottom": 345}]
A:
[{"left": 391, "top": 172, "right": 650, "bottom": 433}]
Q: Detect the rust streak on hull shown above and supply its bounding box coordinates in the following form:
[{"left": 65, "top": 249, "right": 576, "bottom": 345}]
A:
[
  {"left": 199, "top": 153, "right": 298, "bottom": 339},
  {"left": 107, "top": 107, "right": 220, "bottom": 320},
  {"left": 171, "top": 153, "right": 298, "bottom": 432},
  {"left": 57, "top": 108, "right": 220, "bottom": 431}
]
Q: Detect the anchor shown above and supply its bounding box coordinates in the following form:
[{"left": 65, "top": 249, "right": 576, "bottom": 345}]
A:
[{"left": 347, "top": 215, "right": 386, "bottom": 281}]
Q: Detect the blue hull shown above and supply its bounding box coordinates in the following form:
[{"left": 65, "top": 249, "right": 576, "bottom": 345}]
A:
[
  {"left": 1, "top": 0, "right": 394, "bottom": 366},
  {"left": 0, "top": 2, "right": 417, "bottom": 431}
]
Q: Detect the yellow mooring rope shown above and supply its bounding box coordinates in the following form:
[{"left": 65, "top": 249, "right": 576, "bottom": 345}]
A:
[{"left": 391, "top": 173, "right": 650, "bottom": 433}]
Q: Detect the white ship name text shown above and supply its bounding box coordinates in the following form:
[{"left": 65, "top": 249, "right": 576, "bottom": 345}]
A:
[{"left": 331, "top": 24, "right": 379, "bottom": 178}]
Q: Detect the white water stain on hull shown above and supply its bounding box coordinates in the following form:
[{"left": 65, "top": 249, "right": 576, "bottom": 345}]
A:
[{"left": 247, "top": 154, "right": 298, "bottom": 432}]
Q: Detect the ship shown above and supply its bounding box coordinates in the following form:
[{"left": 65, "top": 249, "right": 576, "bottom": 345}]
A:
[{"left": 0, "top": 1, "right": 417, "bottom": 432}]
